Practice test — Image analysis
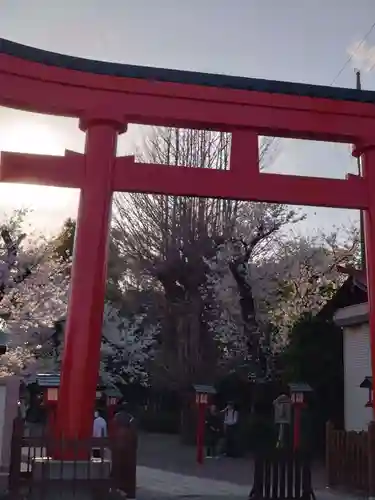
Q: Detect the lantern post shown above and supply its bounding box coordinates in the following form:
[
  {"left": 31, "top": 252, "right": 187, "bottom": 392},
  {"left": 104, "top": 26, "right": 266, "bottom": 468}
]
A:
[
  {"left": 289, "top": 383, "right": 312, "bottom": 452},
  {"left": 360, "top": 376, "right": 373, "bottom": 408},
  {"left": 105, "top": 388, "right": 121, "bottom": 433},
  {"left": 193, "top": 385, "right": 216, "bottom": 464}
]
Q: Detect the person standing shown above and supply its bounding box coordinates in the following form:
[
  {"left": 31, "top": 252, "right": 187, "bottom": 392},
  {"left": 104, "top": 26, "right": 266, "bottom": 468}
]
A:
[
  {"left": 111, "top": 402, "right": 138, "bottom": 498},
  {"left": 92, "top": 410, "right": 108, "bottom": 459},
  {"left": 222, "top": 402, "right": 239, "bottom": 457},
  {"left": 205, "top": 404, "right": 221, "bottom": 458}
]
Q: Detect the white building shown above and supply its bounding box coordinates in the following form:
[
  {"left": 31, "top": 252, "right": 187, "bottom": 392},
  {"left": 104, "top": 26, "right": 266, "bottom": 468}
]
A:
[{"left": 333, "top": 301, "right": 372, "bottom": 431}]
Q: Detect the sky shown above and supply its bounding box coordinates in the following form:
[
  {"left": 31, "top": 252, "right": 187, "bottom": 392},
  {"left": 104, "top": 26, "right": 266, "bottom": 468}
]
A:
[{"left": 0, "top": 0, "right": 375, "bottom": 235}]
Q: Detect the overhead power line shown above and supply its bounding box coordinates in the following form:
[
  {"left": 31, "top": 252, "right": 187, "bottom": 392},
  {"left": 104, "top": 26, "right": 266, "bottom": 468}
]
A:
[{"left": 330, "top": 20, "right": 375, "bottom": 86}]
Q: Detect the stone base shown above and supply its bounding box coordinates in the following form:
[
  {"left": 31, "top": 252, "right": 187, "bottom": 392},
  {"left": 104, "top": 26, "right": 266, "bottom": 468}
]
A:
[{"left": 32, "top": 457, "right": 111, "bottom": 480}]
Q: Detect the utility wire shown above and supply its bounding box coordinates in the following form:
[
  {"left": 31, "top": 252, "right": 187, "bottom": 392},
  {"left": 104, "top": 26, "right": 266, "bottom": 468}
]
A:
[
  {"left": 269, "top": 20, "right": 375, "bottom": 173},
  {"left": 330, "top": 20, "right": 375, "bottom": 86}
]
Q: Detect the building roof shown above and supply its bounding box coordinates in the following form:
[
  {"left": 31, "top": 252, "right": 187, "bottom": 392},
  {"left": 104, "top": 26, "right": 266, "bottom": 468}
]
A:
[
  {"left": 336, "top": 266, "right": 367, "bottom": 291},
  {"left": 193, "top": 384, "right": 216, "bottom": 394},
  {"left": 288, "top": 382, "right": 313, "bottom": 393},
  {"left": 28, "top": 372, "right": 110, "bottom": 390},
  {"left": 318, "top": 267, "right": 367, "bottom": 320}
]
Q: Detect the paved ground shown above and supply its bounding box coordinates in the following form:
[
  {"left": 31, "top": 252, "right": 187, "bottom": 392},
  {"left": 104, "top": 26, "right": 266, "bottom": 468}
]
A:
[
  {"left": 135, "top": 432, "right": 354, "bottom": 499},
  {"left": 17, "top": 431, "right": 363, "bottom": 499},
  {"left": 136, "top": 466, "right": 364, "bottom": 500},
  {"left": 137, "top": 432, "right": 327, "bottom": 487}
]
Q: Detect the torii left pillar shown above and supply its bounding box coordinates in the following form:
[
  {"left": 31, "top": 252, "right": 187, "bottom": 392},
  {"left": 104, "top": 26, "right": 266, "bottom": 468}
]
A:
[
  {"left": 55, "top": 113, "right": 126, "bottom": 455},
  {"left": 0, "top": 113, "right": 127, "bottom": 458},
  {"left": 57, "top": 115, "right": 126, "bottom": 451}
]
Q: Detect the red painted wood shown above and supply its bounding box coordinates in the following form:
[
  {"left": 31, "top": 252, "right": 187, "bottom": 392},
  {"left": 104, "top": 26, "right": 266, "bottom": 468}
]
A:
[
  {"left": 2, "top": 53, "right": 375, "bottom": 142},
  {"left": 2, "top": 70, "right": 375, "bottom": 142},
  {"left": 1, "top": 46, "right": 375, "bottom": 451},
  {"left": 230, "top": 130, "right": 259, "bottom": 176},
  {"left": 1, "top": 151, "right": 367, "bottom": 209},
  {"left": 53, "top": 118, "right": 124, "bottom": 455},
  {"left": 196, "top": 403, "right": 206, "bottom": 464},
  {"left": 0, "top": 152, "right": 84, "bottom": 188},
  {"left": 361, "top": 145, "right": 375, "bottom": 420},
  {"left": 2, "top": 51, "right": 375, "bottom": 119},
  {"left": 113, "top": 159, "right": 368, "bottom": 209}
]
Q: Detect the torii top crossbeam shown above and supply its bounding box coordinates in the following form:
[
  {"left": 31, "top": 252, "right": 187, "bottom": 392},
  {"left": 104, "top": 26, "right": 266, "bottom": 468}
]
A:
[
  {"left": 1, "top": 38, "right": 375, "bottom": 456},
  {"left": 0, "top": 39, "right": 372, "bottom": 209}
]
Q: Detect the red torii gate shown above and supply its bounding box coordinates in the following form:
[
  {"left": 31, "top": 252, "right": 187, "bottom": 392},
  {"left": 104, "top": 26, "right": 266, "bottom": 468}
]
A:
[{"left": 0, "top": 39, "right": 374, "bottom": 449}]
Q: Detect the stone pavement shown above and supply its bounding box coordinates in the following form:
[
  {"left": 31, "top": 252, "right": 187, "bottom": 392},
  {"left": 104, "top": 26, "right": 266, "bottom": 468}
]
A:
[
  {"left": 135, "top": 433, "right": 363, "bottom": 500},
  {"left": 135, "top": 466, "right": 364, "bottom": 500},
  {"left": 137, "top": 465, "right": 249, "bottom": 498}
]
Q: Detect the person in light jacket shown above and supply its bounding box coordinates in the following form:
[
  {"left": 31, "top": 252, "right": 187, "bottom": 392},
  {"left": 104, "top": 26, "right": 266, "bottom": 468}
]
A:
[{"left": 92, "top": 410, "right": 107, "bottom": 459}]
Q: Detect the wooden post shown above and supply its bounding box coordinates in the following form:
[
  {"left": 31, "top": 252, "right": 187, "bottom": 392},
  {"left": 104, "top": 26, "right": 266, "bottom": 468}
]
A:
[
  {"left": 293, "top": 405, "right": 302, "bottom": 451},
  {"left": 368, "top": 421, "right": 375, "bottom": 499},
  {"left": 111, "top": 423, "right": 138, "bottom": 498},
  {"left": 8, "top": 417, "right": 24, "bottom": 493},
  {"left": 325, "top": 421, "right": 333, "bottom": 488},
  {"left": 196, "top": 402, "right": 206, "bottom": 464}
]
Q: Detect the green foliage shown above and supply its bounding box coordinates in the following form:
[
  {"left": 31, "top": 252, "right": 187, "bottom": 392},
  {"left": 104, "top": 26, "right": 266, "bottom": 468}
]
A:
[
  {"left": 282, "top": 312, "right": 344, "bottom": 451},
  {"left": 283, "top": 313, "right": 343, "bottom": 387},
  {"left": 53, "top": 218, "right": 76, "bottom": 261}
]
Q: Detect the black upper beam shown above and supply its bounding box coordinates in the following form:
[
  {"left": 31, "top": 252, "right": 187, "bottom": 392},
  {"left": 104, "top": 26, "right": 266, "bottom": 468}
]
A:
[{"left": 1, "top": 38, "right": 375, "bottom": 104}]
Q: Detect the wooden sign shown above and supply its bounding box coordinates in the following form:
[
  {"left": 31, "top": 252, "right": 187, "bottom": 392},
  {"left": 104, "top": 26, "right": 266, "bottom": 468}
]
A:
[
  {"left": 47, "top": 388, "right": 58, "bottom": 402},
  {"left": 195, "top": 393, "right": 208, "bottom": 405},
  {"left": 273, "top": 394, "right": 292, "bottom": 424},
  {"left": 291, "top": 392, "right": 304, "bottom": 404}
]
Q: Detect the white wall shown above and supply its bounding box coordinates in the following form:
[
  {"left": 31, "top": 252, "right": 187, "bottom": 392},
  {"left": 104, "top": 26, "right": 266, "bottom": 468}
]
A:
[
  {"left": 0, "top": 386, "right": 6, "bottom": 465},
  {"left": 343, "top": 323, "right": 372, "bottom": 431}
]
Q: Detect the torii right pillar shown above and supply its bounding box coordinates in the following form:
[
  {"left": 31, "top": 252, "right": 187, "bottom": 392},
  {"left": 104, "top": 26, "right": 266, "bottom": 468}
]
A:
[{"left": 354, "top": 142, "right": 375, "bottom": 421}]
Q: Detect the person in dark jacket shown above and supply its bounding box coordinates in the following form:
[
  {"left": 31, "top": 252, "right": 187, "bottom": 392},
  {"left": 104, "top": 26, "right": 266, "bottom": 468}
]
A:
[
  {"left": 205, "top": 404, "right": 222, "bottom": 458},
  {"left": 114, "top": 402, "right": 135, "bottom": 428}
]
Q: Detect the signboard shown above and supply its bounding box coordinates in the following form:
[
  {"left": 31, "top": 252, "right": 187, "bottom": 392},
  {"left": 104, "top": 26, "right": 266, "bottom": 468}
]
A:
[
  {"left": 291, "top": 392, "right": 304, "bottom": 404},
  {"left": 195, "top": 393, "right": 208, "bottom": 405},
  {"left": 273, "top": 394, "right": 291, "bottom": 424},
  {"left": 47, "top": 388, "right": 59, "bottom": 402}
]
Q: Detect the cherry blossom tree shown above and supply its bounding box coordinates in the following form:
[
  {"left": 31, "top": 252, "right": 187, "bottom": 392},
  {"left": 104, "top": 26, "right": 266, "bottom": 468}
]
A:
[
  {"left": 100, "top": 303, "right": 159, "bottom": 387},
  {"left": 112, "top": 127, "right": 285, "bottom": 388},
  {"left": 204, "top": 224, "right": 360, "bottom": 371},
  {"left": 0, "top": 213, "right": 158, "bottom": 383},
  {"left": 0, "top": 210, "right": 69, "bottom": 377}
]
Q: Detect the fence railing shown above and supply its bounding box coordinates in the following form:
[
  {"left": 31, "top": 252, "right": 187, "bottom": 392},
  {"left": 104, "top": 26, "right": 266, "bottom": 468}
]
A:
[
  {"left": 326, "top": 421, "right": 375, "bottom": 496},
  {"left": 8, "top": 416, "right": 137, "bottom": 498},
  {"left": 249, "top": 449, "right": 315, "bottom": 500}
]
